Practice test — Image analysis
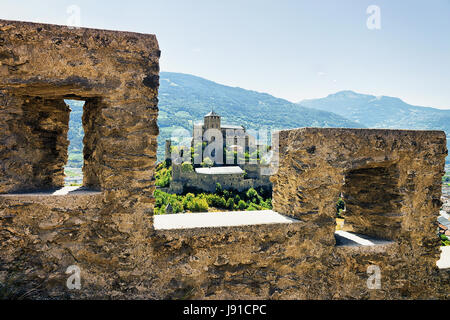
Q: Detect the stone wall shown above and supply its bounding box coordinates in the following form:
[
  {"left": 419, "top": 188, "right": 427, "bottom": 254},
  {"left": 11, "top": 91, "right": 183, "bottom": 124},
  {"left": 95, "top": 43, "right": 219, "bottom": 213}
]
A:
[
  {"left": 0, "top": 95, "right": 70, "bottom": 192},
  {"left": 0, "top": 20, "right": 448, "bottom": 300},
  {"left": 272, "top": 128, "right": 446, "bottom": 241},
  {"left": 0, "top": 20, "right": 160, "bottom": 299},
  {"left": 270, "top": 127, "right": 449, "bottom": 298},
  {"left": 168, "top": 164, "right": 271, "bottom": 194},
  {"left": 0, "top": 19, "right": 160, "bottom": 194}
]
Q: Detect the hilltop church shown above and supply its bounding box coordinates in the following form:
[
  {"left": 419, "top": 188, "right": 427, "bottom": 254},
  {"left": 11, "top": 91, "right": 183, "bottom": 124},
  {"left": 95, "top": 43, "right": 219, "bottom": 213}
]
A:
[
  {"left": 165, "top": 110, "right": 259, "bottom": 163},
  {"left": 192, "top": 110, "right": 256, "bottom": 152},
  {"left": 163, "top": 110, "right": 273, "bottom": 195}
]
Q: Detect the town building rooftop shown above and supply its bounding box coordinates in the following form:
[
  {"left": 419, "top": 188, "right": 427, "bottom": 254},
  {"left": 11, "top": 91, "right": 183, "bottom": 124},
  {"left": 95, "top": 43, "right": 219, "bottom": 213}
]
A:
[{"left": 195, "top": 166, "right": 244, "bottom": 175}]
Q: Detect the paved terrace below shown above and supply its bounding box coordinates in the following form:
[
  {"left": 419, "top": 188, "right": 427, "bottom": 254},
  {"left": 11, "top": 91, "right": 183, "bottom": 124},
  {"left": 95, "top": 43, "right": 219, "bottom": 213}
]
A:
[
  {"left": 154, "top": 210, "right": 450, "bottom": 269},
  {"left": 0, "top": 186, "right": 101, "bottom": 197},
  {"left": 154, "top": 210, "right": 393, "bottom": 247},
  {"left": 0, "top": 186, "right": 103, "bottom": 210},
  {"left": 154, "top": 210, "right": 297, "bottom": 229}
]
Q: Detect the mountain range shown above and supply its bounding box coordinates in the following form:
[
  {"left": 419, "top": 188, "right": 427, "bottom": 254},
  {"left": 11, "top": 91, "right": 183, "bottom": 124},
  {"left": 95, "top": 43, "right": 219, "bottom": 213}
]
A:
[
  {"left": 299, "top": 90, "right": 450, "bottom": 133},
  {"left": 65, "top": 72, "right": 450, "bottom": 166},
  {"left": 299, "top": 90, "right": 450, "bottom": 162}
]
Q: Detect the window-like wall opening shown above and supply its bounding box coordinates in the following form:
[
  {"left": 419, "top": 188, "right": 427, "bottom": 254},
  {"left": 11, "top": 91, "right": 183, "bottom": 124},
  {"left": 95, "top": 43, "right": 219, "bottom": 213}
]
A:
[
  {"left": 439, "top": 166, "right": 450, "bottom": 248},
  {"left": 15, "top": 97, "right": 72, "bottom": 192},
  {"left": 64, "top": 99, "right": 85, "bottom": 187},
  {"left": 341, "top": 163, "right": 403, "bottom": 240},
  {"left": 0, "top": 94, "right": 103, "bottom": 194},
  {"left": 335, "top": 193, "right": 346, "bottom": 231}
]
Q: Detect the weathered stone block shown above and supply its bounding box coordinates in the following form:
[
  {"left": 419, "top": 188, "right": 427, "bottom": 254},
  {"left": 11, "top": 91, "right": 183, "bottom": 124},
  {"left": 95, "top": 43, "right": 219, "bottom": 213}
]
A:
[
  {"left": 0, "top": 20, "right": 160, "bottom": 299},
  {"left": 0, "top": 19, "right": 160, "bottom": 194}
]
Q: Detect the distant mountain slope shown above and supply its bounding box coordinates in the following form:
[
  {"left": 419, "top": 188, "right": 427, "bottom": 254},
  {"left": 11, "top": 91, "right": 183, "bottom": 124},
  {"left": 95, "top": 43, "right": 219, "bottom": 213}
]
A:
[
  {"left": 299, "top": 90, "right": 450, "bottom": 132},
  {"left": 299, "top": 90, "right": 450, "bottom": 162},
  {"left": 66, "top": 99, "right": 84, "bottom": 168},
  {"left": 157, "top": 72, "right": 362, "bottom": 160}
]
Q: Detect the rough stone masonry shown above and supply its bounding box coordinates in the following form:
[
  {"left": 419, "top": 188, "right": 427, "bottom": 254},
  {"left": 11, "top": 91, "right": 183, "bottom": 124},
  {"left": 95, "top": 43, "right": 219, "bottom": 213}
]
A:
[
  {"left": 0, "top": 19, "right": 160, "bottom": 298},
  {"left": 0, "top": 20, "right": 449, "bottom": 299}
]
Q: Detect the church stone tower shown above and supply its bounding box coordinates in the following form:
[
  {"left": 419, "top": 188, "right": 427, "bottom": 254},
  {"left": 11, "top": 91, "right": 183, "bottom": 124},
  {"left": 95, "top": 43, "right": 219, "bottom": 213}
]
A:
[
  {"left": 204, "top": 110, "right": 221, "bottom": 130},
  {"left": 165, "top": 139, "right": 172, "bottom": 161}
]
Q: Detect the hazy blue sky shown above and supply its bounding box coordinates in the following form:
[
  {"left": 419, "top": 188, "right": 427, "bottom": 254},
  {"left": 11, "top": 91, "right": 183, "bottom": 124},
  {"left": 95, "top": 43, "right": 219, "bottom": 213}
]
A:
[{"left": 1, "top": 0, "right": 449, "bottom": 108}]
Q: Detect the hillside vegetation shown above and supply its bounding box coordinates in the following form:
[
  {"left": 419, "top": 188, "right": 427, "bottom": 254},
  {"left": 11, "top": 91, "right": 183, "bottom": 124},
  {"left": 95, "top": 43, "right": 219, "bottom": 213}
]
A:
[{"left": 66, "top": 99, "right": 84, "bottom": 168}]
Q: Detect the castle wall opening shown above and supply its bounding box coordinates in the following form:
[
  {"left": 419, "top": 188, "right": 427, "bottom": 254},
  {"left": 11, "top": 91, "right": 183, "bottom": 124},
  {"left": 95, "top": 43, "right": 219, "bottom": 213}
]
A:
[
  {"left": 0, "top": 95, "right": 71, "bottom": 193},
  {"left": 0, "top": 94, "right": 105, "bottom": 193},
  {"left": 64, "top": 99, "right": 85, "bottom": 187},
  {"left": 341, "top": 163, "right": 403, "bottom": 240},
  {"left": 0, "top": 19, "right": 161, "bottom": 298}
]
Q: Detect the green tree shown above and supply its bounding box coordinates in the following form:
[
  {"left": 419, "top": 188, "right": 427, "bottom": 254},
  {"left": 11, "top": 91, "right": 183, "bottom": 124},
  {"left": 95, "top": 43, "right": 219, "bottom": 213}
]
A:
[
  {"left": 246, "top": 203, "right": 259, "bottom": 211},
  {"left": 155, "top": 166, "right": 172, "bottom": 188},
  {"left": 440, "top": 234, "right": 450, "bottom": 246},
  {"left": 336, "top": 198, "right": 345, "bottom": 217},
  {"left": 181, "top": 161, "right": 194, "bottom": 173},
  {"left": 246, "top": 187, "right": 260, "bottom": 203},
  {"left": 215, "top": 183, "right": 223, "bottom": 195},
  {"left": 201, "top": 157, "right": 214, "bottom": 168},
  {"left": 168, "top": 200, "right": 184, "bottom": 214},
  {"left": 264, "top": 198, "right": 272, "bottom": 209},
  {"left": 238, "top": 200, "right": 247, "bottom": 210},
  {"left": 206, "top": 194, "right": 227, "bottom": 208},
  {"left": 226, "top": 198, "right": 234, "bottom": 210},
  {"left": 187, "top": 197, "right": 209, "bottom": 212}
]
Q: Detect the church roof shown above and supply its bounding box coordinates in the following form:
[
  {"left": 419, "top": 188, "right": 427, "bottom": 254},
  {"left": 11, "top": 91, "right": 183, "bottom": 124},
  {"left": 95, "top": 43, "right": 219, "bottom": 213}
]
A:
[
  {"left": 205, "top": 110, "right": 220, "bottom": 117},
  {"left": 438, "top": 215, "right": 450, "bottom": 229},
  {"left": 195, "top": 166, "right": 244, "bottom": 175},
  {"left": 221, "top": 124, "right": 245, "bottom": 130}
]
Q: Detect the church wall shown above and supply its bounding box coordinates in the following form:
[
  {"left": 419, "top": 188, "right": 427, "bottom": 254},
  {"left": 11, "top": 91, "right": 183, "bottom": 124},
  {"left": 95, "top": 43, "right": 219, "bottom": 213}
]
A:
[{"left": 168, "top": 164, "right": 272, "bottom": 194}]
